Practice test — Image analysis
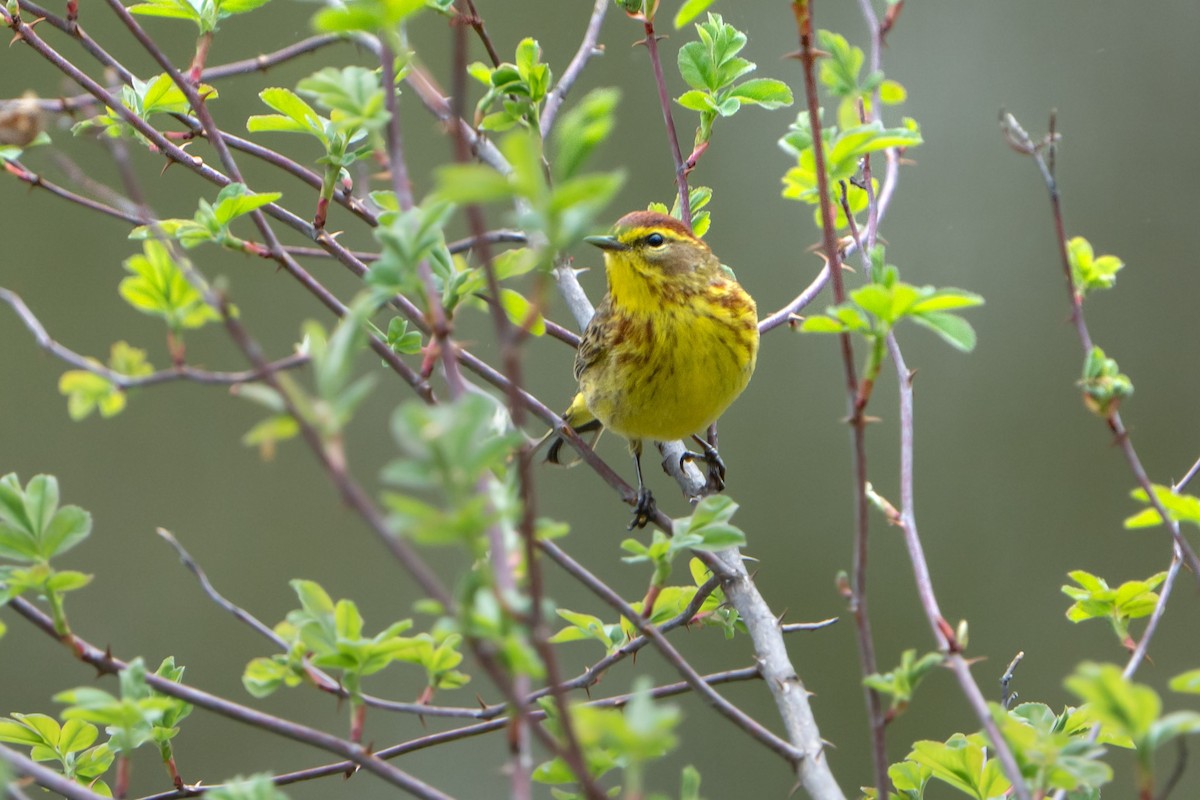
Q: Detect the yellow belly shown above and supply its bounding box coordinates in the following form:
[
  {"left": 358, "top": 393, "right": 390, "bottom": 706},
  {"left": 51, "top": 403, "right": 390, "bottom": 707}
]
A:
[{"left": 580, "top": 300, "right": 758, "bottom": 442}]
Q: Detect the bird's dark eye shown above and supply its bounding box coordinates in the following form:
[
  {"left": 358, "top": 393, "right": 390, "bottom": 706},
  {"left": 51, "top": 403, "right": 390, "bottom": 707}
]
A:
[{"left": 646, "top": 232, "right": 666, "bottom": 247}]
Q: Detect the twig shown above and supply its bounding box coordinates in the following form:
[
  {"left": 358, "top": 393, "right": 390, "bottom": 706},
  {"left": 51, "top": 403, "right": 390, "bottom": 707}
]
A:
[
  {"left": 0, "top": 744, "right": 108, "bottom": 800},
  {"left": 789, "top": 6, "right": 886, "bottom": 796},
  {"left": 200, "top": 34, "right": 345, "bottom": 80},
  {"left": 0, "top": 288, "right": 310, "bottom": 388},
  {"left": 7, "top": 597, "right": 456, "bottom": 800},
  {"left": 540, "top": 0, "right": 608, "bottom": 138},
  {"left": 639, "top": 14, "right": 691, "bottom": 225}
]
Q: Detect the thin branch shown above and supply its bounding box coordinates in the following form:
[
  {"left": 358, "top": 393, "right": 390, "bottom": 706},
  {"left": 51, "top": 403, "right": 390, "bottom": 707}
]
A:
[
  {"left": 200, "top": 34, "right": 346, "bottom": 80},
  {"left": 1000, "top": 111, "right": 1200, "bottom": 581},
  {"left": 789, "top": 6, "right": 886, "bottom": 796},
  {"left": 639, "top": 14, "right": 691, "bottom": 225},
  {"left": 133, "top": 666, "right": 761, "bottom": 800},
  {"left": 7, "top": 598, "right": 456, "bottom": 800},
  {"left": 0, "top": 288, "right": 310, "bottom": 388},
  {"left": 540, "top": 0, "right": 608, "bottom": 138},
  {"left": 0, "top": 745, "right": 109, "bottom": 800}
]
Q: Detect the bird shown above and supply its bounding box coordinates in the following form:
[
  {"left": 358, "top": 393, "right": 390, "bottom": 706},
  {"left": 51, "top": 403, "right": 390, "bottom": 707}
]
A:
[{"left": 547, "top": 209, "right": 759, "bottom": 529}]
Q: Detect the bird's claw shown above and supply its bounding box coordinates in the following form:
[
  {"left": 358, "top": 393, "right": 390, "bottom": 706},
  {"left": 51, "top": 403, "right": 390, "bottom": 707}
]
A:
[
  {"left": 629, "top": 486, "right": 656, "bottom": 530},
  {"left": 681, "top": 438, "right": 727, "bottom": 492}
]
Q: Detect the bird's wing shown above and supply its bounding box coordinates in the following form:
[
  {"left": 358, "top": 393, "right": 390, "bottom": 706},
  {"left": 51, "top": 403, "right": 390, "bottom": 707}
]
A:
[{"left": 573, "top": 296, "right": 612, "bottom": 381}]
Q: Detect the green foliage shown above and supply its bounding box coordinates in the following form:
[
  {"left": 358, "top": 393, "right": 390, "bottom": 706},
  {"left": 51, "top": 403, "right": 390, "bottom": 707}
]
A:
[
  {"left": 1065, "top": 662, "right": 1200, "bottom": 794},
  {"left": 1170, "top": 669, "right": 1200, "bottom": 694},
  {"left": 817, "top": 30, "right": 907, "bottom": 131},
  {"left": 119, "top": 240, "right": 220, "bottom": 336},
  {"left": 801, "top": 247, "right": 983, "bottom": 354},
  {"left": 0, "top": 474, "right": 94, "bottom": 633},
  {"left": 384, "top": 317, "right": 423, "bottom": 355},
  {"left": 297, "top": 66, "right": 391, "bottom": 138},
  {"left": 553, "top": 558, "right": 736, "bottom": 655},
  {"left": 863, "top": 649, "right": 944, "bottom": 716},
  {"left": 206, "top": 774, "right": 290, "bottom": 800},
  {"left": 126, "top": 0, "right": 272, "bottom": 34},
  {"left": 988, "top": 702, "right": 1112, "bottom": 798},
  {"left": 675, "top": 14, "right": 792, "bottom": 148},
  {"left": 535, "top": 677, "right": 681, "bottom": 788},
  {"left": 56, "top": 657, "right": 191, "bottom": 760},
  {"left": 673, "top": 0, "right": 715, "bottom": 28},
  {"left": 312, "top": 0, "right": 426, "bottom": 37},
  {"left": 0, "top": 713, "right": 114, "bottom": 797},
  {"left": 1067, "top": 236, "right": 1123, "bottom": 296},
  {"left": 58, "top": 341, "right": 153, "bottom": 421},
  {"left": 468, "top": 38, "right": 552, "bottom": 131},
  {"left": 130, "top": 183, "right": 280, "bottom": 251},
  {"left": 779, "top": 110, "right": 921, "bottom": 231},
  {"left": 381, "top": 394, "right": 524, "bottom": 550},
  {"left": 248, "top": 81, "right": 380, "bottom": 212},
  {"left": 435, "top": 89, "right": 624, "bottom": 253},
  {"left": 1125, "top": 483, "right": 1200, "bottom": 529},
  {"left": 647, "top": 185, "right": 713, "bottom": 238},
  {"left": 244, "top": 579, "right": 466, "bottom": 707},
  {"left": 1077, "top": 346, "right": 1132, "bottom": 418},
  {"left": 1061, "top": 569, "right": 1165, "bottom": 646},
  {"left": 238, "top": 300, "right": 376, "bottom": 456},
  {"left": 72, "top": 74, "right": 218, "bottom": 143},
  {"left": 907, "top": 733, "right": 1010, "bottom": 800},
  {"left": 620, "top": 496, "right": 745, "bottom": 591}
]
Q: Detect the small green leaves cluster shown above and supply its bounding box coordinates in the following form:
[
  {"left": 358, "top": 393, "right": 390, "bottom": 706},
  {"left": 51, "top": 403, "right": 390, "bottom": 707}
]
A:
[
  {"left": 1066, "top": 663, "right": 1200, "bottom": 797},
  {"left": 58, "top": 341, "right": 153, "bottom": 420},
  {"left": 0, "top": 473, "right": 93, "bottom": 638},
  {"left": 779, "top": 106, "right": 921, "bottom": 231},
  {"left": 73, "top": 74, "right": 218, "bottom": 144},
  {"left": 1067, "top": 236, "right": 1123, "bottom": 296},
  {"left": 817, "top": 31, "right": 907, "bottom": 132},
  {"left": 801, "top": 247, "right": 984, "bottom": 354},
  {"left": 131, "top": 183, "right": 280, "bottom": 253},
  {"left": 381, "top": 394, "right": 524, "bottom": 551},
  {"left": 0, "top": 714, "right": 114, "bottom": 796},
  {"left": 1077, "top": 346, "right": 1132, "bottom": 418},
  {"left": 553, "top": 557, "right": 738, "bottom": 656},
  {"left": 1125, "top": 483, "right": 1200, "bottom": 529},
  {"left": 56, "top": 657, "right": 193, "bottom": 785},
  {"left": 620, "top": 495, "right": 745, "bottom": 592},
  {"left": 675, "top": 14, "right": 793, "bottom": 149},
  {"left": 312, "top": 0, "right": 442, "bottom": 39},
  {"left": 126, "top": 0, "right": 271, "bottom": 34},
  {"left": 248, "top": 70, "right": 387, "bottom": 223},
  {"left": 367, "top": 196, "right": 544, "bottom": 334},
  {"left": 120, "top": 240, "right": 221, "bottom": 338},
  {"left": 534, "top": 677, "right": 682, "bottom": 795},
  {"left": 468, "top": 38, "right": 551, "bottom": 132},
  {"left": 238, "top": 302, "right": 376, "bottom": 455},
  {"left": 1061, "top": 569, "right": 1165, "bottom": 648},
  {"left": 647, "top": 185, "right": 713, "bottom": 238},
  {"left": 436, "top": 87, "right": 624, "bottom": 253},
  {"left": 863, "top": 649, "right": 944, "bottom": 718},
  {"left": 244, "top": 580, "right": 467, "bottom": 714}
]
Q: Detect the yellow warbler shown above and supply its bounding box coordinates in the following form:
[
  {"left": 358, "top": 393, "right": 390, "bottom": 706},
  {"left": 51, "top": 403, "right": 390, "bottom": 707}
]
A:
[{"left": 548, "top": 210, "right": 758, "bottom": 528}]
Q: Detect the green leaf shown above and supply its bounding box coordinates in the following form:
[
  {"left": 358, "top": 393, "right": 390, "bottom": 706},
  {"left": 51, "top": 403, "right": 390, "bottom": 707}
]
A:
[
  {"left": 119, "top": 241, "right": 219, "bottom": 332},
  {"left": 312, "top": 0, "right": 425, "bottom": 34},
  {"left": 673, "top": 0, "right": 715, "bottom": 28},
  {"left": 725, "top": 78, "right": 793, "bottom": 109},
  {"left": 553, "top": 88, "right": 620, "bottom": 182},
  {"left": 909, "top": 311, "right": 977, "bottom": 352},
  {"left": 1170, "top": 670, "right": 1200, "bottom": 694}
]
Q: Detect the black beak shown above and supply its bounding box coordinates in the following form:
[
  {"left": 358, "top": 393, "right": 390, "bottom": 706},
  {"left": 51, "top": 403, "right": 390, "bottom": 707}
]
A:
[{"left": 584, "top": 234, "right": 629, "bottom": 252}]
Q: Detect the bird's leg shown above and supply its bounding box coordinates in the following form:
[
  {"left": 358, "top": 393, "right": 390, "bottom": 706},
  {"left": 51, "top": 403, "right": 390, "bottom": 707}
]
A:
[
  {"left": 680, "top": 434, "right": 727, "bottom": 493},
  {"left": 629, "top": 440, "right": 656, "bottom": 530}
]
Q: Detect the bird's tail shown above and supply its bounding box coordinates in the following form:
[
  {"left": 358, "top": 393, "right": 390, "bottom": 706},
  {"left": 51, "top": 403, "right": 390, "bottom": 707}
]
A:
[{"left": 539, "top": 392, "right": 603, "bottom": 465}]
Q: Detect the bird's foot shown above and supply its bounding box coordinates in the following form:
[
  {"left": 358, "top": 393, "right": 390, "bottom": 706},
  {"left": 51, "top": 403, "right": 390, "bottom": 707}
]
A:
[
  {"left": 628, "top": 486, "right": 656, "bottom": 530},
  {"left": 681, "top": 436, "right": 727, "bottom": 492}
]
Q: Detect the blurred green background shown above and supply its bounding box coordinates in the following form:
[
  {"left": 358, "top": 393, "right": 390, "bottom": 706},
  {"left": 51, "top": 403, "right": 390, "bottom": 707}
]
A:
[{"left": 3, "top": 1, "right": 1200, "bottom": 798}]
